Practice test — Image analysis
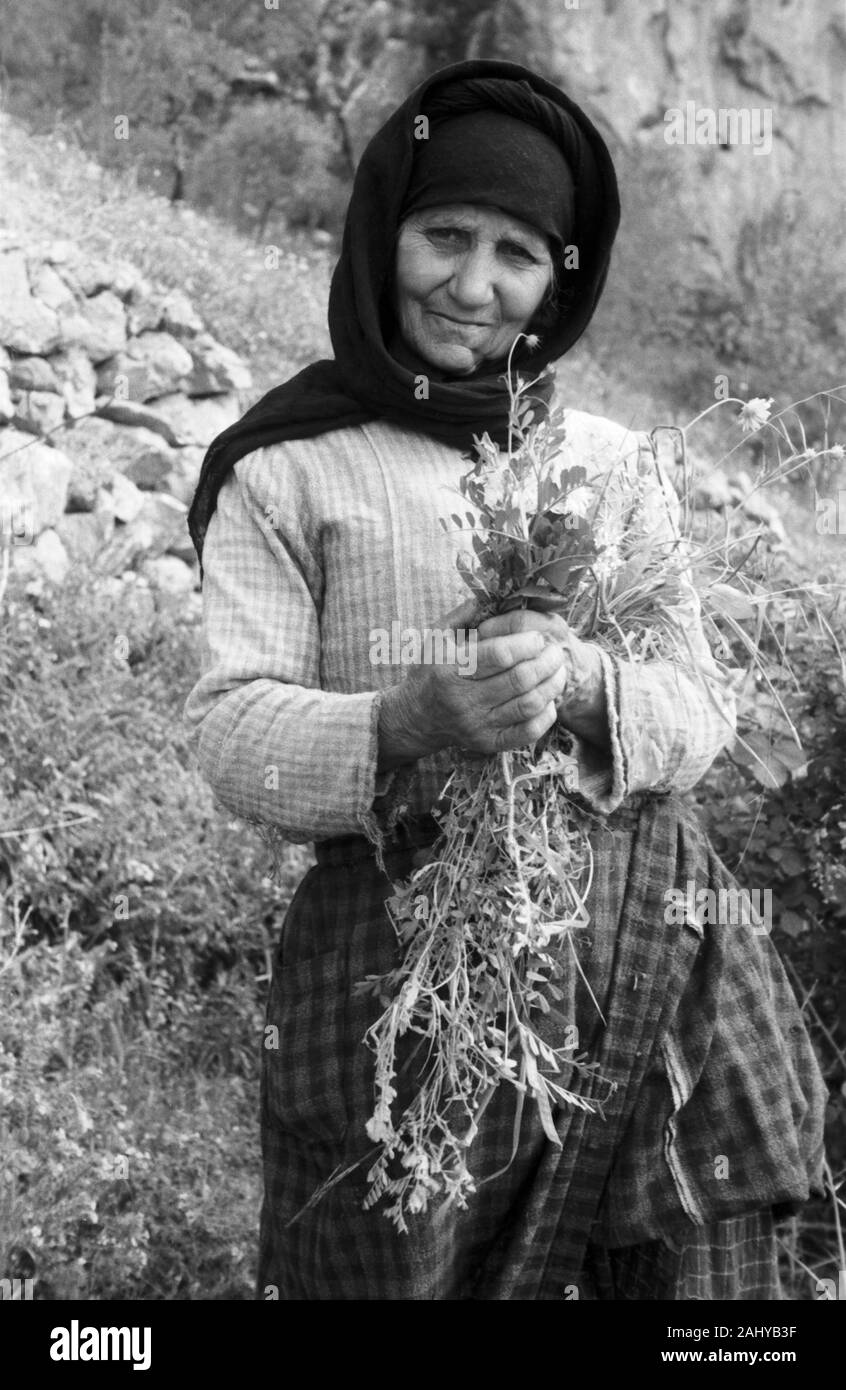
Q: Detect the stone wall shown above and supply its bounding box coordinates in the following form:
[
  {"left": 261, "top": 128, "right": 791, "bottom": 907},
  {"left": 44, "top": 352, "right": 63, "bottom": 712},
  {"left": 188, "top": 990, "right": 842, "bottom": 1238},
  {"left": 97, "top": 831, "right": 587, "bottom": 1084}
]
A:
[{"left": 0, "top": 231, "right": 253, "bottom": 624}]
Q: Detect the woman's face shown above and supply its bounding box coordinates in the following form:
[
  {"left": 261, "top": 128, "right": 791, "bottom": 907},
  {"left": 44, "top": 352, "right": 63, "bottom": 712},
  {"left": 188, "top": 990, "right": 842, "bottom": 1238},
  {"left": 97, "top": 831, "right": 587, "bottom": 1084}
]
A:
[{"left": 394, "top": 204, "right": 554, "bottom": 375}]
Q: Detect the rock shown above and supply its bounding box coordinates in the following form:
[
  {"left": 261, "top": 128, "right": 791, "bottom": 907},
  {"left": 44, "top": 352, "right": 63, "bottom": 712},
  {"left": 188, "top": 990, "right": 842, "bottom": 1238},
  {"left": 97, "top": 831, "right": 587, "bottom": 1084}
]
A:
[
  {"left": 114, "top": 426, "right": 176, "bottom": 490},
  {"left": 165, "top": 445, "right": 204, "bottom": 505},
  {"left": 159, "top": 289, "right": 203, "bottom": 338},
  {"left": 94, "top": 485, "right": 117, "bottom": 522},
  {"left": 60, "top": 416, "right": 122, "bottom": 509},
  {"left": 0, "top": 372, "right": 13, "bottom": 423},
  {"left": 0, "top": 250, "right": 62, "bottom": 354},
  {"left": 0, "top": 231, "right": 25, "bottom": 255},
  {"left": 149, "top": 392, "right": 241, "bottom": 446},
  {"left": 124, "top": 278, "right": 158, "bottom": 334},
  {"left": 11, "top": 527, "right": 70, "bottom": 586},
  {"left": 50, "top": 346, "right": 98, "bottom": 419},
  {"left": 66, "top": 255, "right": 141, "bottom": 300},
  {"left": 185, "top": 333, "right": 252, "bottom": 396},
  {"left": 138, "top": 491, "right": 190, "bottom": 553},
  {"left": 0, "top": 427, "right": 72, "bottom": 532},
  {"left": 97, "top": 330, "right": 193, "bottom": 403},
  {"left": 28, "top": 261, "right": 77, "bottom": 314},
  {"left": 93, "top": 397, "right": 184, "bottom": 445},
  {"left": 60, "top": 416, "right": 178, "bottom": 505},
  {"left": 96, "top": 522, "right": 153, "bottom": 576},
  {"left": 126, "top": 294, "right": 163, "bottom": 337},
  {"left": 7, "top": 356, "right": 61, "bottom": 392},
  {"left": 127, "top": 287, "right": 204, "bottom": 338},
  {"left": 105, "top": 262, "right": 144, "bottom": 300},
  {"left": 55, "top": 509, "right": 115, "bottom": 564},
  {"left": 41, "top": 240, "right": 76, "bottom": 267},
  {"left": 109, "top": 473, "right": 146, "bottom": 524},
  {"left": 141, "top": 553, "right": 196, "bottom": 596},
  {"left": 13, "top": 389, "right": 67, "bottom": 436},
  {"left": 58, "top": 289, "right": 127, "bottom": 363},
  {"left": 97, "top": 492, "right": 187, "bottom": 574},
  {"left": 165, "top": 524, "right": 197, "bottom": 565}
]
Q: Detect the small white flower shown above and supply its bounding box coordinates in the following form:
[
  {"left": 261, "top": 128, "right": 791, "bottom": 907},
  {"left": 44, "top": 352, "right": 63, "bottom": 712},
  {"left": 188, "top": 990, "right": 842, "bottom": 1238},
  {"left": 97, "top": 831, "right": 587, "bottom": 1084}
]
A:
[
  {"left": 738, "top": 397, "right": 773, "bottom": 434},
  {"left": 829, "top": 443, "right": 844, "bottom": 462}
]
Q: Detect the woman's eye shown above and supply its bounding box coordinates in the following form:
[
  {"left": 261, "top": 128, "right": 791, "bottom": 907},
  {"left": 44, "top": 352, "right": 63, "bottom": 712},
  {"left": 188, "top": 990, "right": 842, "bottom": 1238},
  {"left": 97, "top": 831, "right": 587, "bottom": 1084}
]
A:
[
  {"left": 500, "top": 241, "right": 538, "bottom": 265},
  {"left": 426, "top": 227, "right": 469, "bottom": 249}
]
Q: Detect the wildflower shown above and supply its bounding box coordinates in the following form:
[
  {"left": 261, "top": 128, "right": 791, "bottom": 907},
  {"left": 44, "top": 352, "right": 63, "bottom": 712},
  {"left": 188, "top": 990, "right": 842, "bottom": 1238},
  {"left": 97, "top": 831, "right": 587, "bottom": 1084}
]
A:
[
  {"left": 737, "top": 396, "right": 773, "bottom": 433},
  {"left": 829, "top": 444, "right": 844, "bottom": 462}
]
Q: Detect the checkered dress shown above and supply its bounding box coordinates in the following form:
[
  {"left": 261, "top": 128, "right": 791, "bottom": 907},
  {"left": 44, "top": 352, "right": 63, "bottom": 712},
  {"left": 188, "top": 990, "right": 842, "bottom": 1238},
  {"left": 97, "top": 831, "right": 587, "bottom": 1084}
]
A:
[
  {"left": 185, "top": 409, "right": 826, "bottom": 1300},
  {"left": 254, "top": 796, "right": 822, "bottom": 1300}
]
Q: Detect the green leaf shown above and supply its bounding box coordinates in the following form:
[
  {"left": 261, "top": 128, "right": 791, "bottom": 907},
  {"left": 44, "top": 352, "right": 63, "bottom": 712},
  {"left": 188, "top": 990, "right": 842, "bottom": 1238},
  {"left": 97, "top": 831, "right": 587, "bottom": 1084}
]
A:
[
  {"left": 731, "top": 732, "right": 807, "bottom": 788},
  {"left": 706, "top": 582, "right": 759, "bottom": 623}
]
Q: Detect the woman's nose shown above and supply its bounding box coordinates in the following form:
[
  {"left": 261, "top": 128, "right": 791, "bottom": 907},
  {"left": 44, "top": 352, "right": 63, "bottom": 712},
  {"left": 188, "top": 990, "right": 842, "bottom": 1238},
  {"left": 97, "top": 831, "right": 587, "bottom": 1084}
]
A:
[{"left": 448, "top": 248, "right": 497, "bottom": 310}]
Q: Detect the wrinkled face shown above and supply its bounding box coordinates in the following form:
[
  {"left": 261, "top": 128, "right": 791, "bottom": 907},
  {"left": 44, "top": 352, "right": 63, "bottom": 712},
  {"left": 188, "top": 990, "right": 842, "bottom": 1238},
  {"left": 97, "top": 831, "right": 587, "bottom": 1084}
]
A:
[{"left": 394, "top": 203, "right": 554, "bottom": 375}]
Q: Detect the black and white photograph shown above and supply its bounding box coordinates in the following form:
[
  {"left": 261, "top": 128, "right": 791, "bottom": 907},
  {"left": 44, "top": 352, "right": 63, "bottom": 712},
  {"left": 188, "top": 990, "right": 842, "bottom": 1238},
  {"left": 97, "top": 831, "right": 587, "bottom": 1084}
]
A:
[{"left": 1, "top": 0, "right": 844, "bottom": 1354}]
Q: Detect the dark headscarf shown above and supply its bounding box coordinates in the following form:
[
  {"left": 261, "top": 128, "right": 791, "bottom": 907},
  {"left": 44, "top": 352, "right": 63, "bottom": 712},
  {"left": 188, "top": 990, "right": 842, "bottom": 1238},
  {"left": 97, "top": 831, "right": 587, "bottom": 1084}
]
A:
[
  {"left": 400, "top": 109, "right": 576, "bottom": 255},
  {"left": 188, "top": 59, "right": 620, "bottom": 570}
]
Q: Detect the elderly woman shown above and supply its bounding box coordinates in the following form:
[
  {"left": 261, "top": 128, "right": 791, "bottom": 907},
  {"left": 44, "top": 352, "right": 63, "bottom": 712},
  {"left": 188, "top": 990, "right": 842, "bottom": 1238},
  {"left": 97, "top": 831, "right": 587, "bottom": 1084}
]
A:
[{"left": 185, "top": 60, "right": 825, "bottom": 1301}]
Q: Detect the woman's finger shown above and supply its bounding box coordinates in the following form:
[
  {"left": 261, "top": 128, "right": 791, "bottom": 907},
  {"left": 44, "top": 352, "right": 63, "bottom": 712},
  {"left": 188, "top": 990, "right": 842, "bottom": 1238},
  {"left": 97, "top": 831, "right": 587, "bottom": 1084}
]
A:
[
  {"left": 466, "top": 629, "right": 547, "bottom": 678},
  {"left": 439, "top": 598, "right": 481, "bottom": 632},
  {"left": 469, "top": 633, "right": 563, "bottom": 689},
  {"left": 486, "top": 665, "right": 568, "bottom": 729},
  {"left": 478, "top": 609, "right": 569, "bottom": 642}
]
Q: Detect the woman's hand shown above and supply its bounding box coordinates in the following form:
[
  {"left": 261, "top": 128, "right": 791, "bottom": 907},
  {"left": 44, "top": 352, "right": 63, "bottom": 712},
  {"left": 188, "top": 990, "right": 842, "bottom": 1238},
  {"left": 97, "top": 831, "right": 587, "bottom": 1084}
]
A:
[
  {"left": 478, "top": 609, "right": 610, "bottom": 751},
  {"left": 377, "top": 600, "right": 569, "bottom": 770}
]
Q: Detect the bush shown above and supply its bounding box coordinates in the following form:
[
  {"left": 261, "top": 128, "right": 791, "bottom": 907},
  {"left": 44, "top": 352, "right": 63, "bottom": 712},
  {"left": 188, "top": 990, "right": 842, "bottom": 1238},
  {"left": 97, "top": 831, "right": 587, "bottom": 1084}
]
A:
[{"left": 191, "top": 103, "right": 349, "bottom": 237}]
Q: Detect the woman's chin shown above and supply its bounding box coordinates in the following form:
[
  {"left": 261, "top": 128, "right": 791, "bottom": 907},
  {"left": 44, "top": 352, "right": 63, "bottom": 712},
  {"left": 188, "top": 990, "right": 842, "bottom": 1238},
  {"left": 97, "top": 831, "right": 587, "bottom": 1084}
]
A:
[{"left": 418, "top": 342, "right": 484, "bottom": 376}]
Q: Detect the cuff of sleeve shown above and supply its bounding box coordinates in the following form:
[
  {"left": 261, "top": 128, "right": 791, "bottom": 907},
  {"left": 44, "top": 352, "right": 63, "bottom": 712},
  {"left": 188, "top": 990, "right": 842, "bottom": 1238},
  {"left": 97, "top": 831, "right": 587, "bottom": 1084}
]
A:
[
  {"left": 357, "top": 691, "right": 420, "bottom": 868},
  {"left": 571, "top": 648, "right": 629, "bottom": 816}
]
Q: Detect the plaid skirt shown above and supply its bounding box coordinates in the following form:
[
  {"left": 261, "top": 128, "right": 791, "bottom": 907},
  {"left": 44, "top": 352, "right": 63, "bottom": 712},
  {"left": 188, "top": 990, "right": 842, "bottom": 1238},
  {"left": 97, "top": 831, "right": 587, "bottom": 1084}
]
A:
[{"left": 257, "top": 792, "right": 825, "bottom": 1300}]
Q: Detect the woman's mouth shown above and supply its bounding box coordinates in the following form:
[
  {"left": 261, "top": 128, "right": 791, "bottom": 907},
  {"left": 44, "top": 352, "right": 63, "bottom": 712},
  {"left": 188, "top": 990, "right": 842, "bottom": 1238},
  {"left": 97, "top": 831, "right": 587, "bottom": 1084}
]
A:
[{"left": 427, "top": 311, "right": 496, "bottom": 333}]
